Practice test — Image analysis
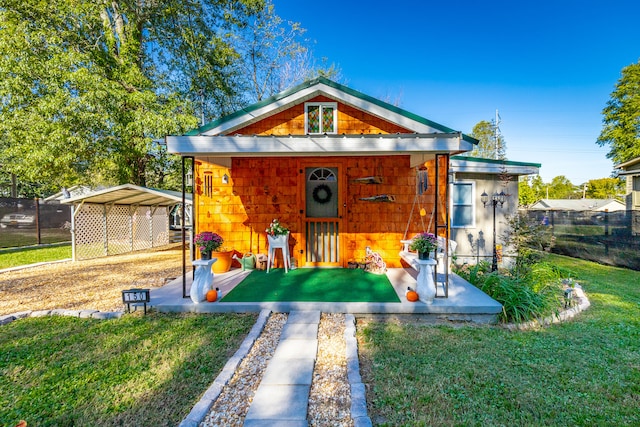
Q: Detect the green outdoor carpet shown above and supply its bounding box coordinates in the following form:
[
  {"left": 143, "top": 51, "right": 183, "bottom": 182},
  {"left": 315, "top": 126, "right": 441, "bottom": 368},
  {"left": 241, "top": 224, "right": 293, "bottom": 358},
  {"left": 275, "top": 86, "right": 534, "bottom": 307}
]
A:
[{"left": 221, "top": 268, "right": 401, "bottom": 303}]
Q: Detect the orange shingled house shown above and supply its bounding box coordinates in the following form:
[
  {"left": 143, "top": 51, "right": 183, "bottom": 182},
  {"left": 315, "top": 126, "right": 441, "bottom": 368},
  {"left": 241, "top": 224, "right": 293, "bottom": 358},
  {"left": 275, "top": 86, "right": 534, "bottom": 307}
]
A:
[{"left": 166, "top": 77, "right": 477, "bottom": 271}]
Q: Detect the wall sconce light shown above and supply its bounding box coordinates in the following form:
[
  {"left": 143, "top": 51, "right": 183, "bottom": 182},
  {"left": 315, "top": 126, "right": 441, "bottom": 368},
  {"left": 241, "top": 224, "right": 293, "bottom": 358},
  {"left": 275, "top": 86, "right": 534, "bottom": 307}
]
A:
[
  {"left": 222, "top": 173, "right": 229, "bottom": 184},
  {"left": 185, "top": 169, "right": 193, "bottom": 186}
]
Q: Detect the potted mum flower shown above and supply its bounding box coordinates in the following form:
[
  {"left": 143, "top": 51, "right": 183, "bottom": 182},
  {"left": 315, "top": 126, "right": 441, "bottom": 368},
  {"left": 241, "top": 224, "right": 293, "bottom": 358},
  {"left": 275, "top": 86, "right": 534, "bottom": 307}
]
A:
[
  {"left": 194, "top": 231, "right": 223, "bottom": 258},
  {"left": 194, "top": 231, "right": 233, "bottom": 272},
  {"left": 409, "top": 232, "right": 438, "bottom": 260}
]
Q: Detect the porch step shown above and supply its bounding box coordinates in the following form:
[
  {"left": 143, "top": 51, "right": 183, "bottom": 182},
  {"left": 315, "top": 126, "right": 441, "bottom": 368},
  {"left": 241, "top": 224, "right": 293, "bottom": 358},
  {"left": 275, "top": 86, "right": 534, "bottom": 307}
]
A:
[{"left": 244, "top": 311, "right": 320, "bottom": 426}]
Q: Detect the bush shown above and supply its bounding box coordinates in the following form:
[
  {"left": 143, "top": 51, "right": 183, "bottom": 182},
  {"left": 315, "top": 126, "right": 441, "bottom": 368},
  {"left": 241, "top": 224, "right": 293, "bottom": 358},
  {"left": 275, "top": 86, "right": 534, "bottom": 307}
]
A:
[{"left": 456, "top": 260, "right": 569, "bottom": 323}]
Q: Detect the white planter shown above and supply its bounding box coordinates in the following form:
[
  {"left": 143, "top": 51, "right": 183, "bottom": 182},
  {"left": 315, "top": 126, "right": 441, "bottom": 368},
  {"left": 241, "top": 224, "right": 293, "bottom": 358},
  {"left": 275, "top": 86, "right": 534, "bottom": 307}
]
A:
[{"left": 267, "top": 233, "right": 289, "bottom": 246}]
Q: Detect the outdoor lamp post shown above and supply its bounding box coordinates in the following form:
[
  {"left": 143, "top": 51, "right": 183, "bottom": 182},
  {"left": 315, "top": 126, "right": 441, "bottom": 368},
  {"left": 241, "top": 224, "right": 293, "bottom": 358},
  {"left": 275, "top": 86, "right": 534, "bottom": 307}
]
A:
[{"left": 481, "top": 190, "right": 507, "bottom": 272}]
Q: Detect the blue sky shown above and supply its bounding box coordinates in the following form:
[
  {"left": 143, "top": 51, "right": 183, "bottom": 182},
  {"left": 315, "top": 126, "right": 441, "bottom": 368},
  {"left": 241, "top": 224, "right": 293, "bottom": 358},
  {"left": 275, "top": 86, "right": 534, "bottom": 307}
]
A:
[{"left": 273, "top": 1, "right": 640, "bottom": 185}]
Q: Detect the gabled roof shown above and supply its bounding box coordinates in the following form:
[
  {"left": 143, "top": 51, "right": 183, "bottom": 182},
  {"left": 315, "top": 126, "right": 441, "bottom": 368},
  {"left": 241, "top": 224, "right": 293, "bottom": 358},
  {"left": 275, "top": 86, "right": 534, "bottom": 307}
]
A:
[
  {"left": 450, "top": 155, "right": 540, "bottom": 176},
  {"left": 60, "top": 184, "right": 192, "bottom": 207},
  {"left": 185, "top": 77, "right": 478, "bottom": 144},
  {"left": 529, "top": 198, "right": 625, "bottom": 211},
  {"left": 166, "top": 78, "right": 478, "bottom": 164}
]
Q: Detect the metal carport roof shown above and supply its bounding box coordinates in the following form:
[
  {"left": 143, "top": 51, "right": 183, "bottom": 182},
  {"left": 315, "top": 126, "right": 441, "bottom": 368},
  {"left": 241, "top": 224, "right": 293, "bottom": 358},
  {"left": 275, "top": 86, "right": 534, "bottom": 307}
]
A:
[{"left": 60, "top": 184, "right": 192, "bottom": 207}]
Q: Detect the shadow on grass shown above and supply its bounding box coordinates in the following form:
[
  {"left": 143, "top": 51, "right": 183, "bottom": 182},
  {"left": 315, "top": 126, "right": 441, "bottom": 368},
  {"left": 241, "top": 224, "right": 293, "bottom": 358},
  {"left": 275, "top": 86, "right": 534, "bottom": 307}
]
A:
[
  {"left": 357, "top": 254, "right": 640, "bottom": 426},
  {"left": 0, "top": 312, "right": 257, "bottom": 426}
]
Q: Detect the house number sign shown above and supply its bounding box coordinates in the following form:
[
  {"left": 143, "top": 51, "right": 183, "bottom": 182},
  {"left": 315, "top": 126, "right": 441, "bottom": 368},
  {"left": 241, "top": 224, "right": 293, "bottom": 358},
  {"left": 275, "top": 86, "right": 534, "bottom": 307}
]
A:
[{"left": 122, "top": 288, "right": 150, "bottom": 314}]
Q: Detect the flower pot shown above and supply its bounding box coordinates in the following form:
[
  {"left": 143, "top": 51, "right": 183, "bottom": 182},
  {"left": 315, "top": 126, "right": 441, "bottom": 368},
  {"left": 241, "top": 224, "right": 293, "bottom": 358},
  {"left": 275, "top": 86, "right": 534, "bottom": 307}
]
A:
[
  {"left": 200, "top": 251, "right": 212, "bottom": 260},
  {"left": 211, "top": 250, "right": 233, "bottom": 273},
  {"left": 267, "top": 233, "right": 289, "bottom": 246},
  {"left": 418, "top": 251, "right": 429, "bottom": 260}
]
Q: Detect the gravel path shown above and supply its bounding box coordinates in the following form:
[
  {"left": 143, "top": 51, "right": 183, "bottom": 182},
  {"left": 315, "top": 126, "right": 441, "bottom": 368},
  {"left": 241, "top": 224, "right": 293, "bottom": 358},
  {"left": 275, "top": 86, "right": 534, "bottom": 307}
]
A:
[
  {"left": 201, "top": 312, "right": 353, "bottom": 426},
  {"left": 309, "top": 313, "right": 353, "bottom": 427}
]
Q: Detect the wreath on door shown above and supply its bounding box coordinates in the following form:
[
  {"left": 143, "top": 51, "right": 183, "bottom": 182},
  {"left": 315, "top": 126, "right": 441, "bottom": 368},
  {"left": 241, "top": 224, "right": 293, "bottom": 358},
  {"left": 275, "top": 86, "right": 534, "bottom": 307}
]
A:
[{"left": 312, "top": 184, "right": 332, "bottom": 204}]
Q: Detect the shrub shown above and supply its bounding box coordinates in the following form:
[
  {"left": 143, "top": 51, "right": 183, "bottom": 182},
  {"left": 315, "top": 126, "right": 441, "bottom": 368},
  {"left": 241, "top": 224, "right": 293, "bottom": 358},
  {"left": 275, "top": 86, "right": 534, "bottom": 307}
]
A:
[{"left": 457, "top": 260, "right": 569, "bottom": 323}]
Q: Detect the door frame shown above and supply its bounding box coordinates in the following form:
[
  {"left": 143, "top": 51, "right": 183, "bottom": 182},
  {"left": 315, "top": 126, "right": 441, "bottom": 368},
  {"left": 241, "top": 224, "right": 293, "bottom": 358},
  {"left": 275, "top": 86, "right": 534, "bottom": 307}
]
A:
[{"left": 297, "top": 159, "right": 347, "bottom": 267}]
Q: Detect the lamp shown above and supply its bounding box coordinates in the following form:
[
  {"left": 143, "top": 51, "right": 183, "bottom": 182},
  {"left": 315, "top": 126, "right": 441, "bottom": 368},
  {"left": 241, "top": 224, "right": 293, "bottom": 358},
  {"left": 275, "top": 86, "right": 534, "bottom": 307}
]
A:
[{"left": 481, "top": 190, "right": 507, "bottom": 271}]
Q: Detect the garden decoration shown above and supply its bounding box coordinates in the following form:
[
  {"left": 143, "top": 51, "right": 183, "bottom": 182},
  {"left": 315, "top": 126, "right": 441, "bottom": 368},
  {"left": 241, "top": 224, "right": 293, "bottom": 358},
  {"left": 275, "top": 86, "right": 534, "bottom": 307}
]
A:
[
  {"left": 266, "top": 219, "right": 290, "bottom": 273},
  {"left": 206, "top": 288, "right": 218, "bottom": 302},
  {"left": 409, "top": 232, "right": 438, "bottom": 259},
  {"left": 363, "top": 246, "right": 386, "bottom": 274},
  {"left": 406, "top": 288, "right": 419, "bottom": 302},
  {"left": 194, "top": 231, "right": 223, "bottom": 259},
  {"left": 190, "top": 258, "right": 217, "bottom": 303}
]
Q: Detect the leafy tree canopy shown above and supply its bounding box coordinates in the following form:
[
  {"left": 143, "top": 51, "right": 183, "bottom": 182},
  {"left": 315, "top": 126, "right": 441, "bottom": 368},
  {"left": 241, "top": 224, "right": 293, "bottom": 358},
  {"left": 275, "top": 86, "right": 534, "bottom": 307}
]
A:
[
  {"left": 1, "top": 0, "right": 337, "bottom": 197},
  {"left": 585, "top": 177, "right": 624, "bottom": 199},
  {"left": 597, "top": 60, "right": 640, "bottom": 164},
  {"left": 467, "top": 119, "right": 506, "bottom": 160}
]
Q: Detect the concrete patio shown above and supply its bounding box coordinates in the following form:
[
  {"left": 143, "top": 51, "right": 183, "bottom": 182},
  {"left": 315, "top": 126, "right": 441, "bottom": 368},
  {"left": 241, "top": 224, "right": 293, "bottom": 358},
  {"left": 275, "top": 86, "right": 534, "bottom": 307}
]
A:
[{"left": 151, "top": 267, "right": 502, "bottom": 323}]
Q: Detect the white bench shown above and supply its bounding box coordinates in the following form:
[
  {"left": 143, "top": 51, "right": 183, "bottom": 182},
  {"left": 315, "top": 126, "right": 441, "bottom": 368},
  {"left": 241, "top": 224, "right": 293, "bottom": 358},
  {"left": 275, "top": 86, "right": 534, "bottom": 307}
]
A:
[{"left": 399, "top": 241, "right": 437, "bottom": 303}]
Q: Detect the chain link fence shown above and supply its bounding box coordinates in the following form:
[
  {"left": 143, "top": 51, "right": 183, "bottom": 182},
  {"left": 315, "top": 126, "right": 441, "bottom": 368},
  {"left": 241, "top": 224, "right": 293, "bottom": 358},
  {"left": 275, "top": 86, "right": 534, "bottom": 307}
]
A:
[
  {"left": 527, "top": 209, "right": 640, "bottom": 271},
  {"left": 0, "top": 197, "right": 71, "bottom": 248}
]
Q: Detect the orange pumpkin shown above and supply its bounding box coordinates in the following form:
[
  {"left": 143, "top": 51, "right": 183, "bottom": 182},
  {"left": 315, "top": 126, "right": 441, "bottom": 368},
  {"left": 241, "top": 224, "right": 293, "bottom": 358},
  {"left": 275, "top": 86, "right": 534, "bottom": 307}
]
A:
[
  {"left": 406, "top": 290, "right": 419, "bottom": 302},
  {"left": 206, "top": 289, "right": 218, "bottom": 302}
]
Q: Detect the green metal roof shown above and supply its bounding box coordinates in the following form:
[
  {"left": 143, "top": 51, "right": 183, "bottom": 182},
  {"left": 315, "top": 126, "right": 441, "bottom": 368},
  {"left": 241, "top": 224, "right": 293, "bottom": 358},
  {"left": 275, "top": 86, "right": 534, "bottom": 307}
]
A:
[
  {"left": 451, "top": 155, "right": 541, "bottom": 168},
  {"left": 185, "top": 77, "right": 478, "bottom": 145}
]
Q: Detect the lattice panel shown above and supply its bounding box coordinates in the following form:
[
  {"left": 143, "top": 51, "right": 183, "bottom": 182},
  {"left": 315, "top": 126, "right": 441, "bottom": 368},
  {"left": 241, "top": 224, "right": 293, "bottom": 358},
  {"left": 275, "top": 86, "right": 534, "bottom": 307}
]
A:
[
  {"left": 107, "top": 205, "right": 131, "bottom": 256},
  {"left": 73, "top": 203, "right": 170, "bottom": 260},
  {"left": 133, "top": 207, "right": 152, "bottom": 252},
  {"left": 75, "top": 204, "right": 106, "bottom": 260},
  {"left": 152, "top": 208, "right": 169, "bottom": 246}
]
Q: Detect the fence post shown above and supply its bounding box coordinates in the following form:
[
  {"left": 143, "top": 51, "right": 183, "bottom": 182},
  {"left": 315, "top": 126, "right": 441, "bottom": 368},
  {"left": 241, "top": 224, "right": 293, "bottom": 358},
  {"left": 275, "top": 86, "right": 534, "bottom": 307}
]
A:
[
  {"left": 35, "top": 197, "right": 41, "bottom": 245},
  {"left": 604, "top": 209, "right": 609, "bottom": 256}
]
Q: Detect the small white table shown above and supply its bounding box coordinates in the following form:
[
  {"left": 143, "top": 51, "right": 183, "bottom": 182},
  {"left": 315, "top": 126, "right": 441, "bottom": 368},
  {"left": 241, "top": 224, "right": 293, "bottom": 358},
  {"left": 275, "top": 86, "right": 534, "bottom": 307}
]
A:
[{"left": 190, "top": 258, "right": 217, "bottom": 303}]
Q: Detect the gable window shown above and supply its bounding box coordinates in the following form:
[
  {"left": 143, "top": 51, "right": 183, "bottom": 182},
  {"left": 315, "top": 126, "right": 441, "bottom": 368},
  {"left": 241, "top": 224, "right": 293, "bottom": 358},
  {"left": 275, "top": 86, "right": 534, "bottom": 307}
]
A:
[
  {"left": 451, "top": 181, "right": 475, "bottom": 228},
  {"left": 305, "top": 102, "right": 337, "bottom": 134}
]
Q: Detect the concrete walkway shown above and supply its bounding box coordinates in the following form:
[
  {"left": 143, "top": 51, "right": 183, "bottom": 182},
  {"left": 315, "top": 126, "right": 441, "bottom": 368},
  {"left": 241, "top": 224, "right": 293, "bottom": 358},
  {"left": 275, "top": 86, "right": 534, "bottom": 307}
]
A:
[
  {"left": 244, "top": 311, "right": 320, "bottom": 426},
  {"left": 178, "top": 310, "right": 372, "bottom": 427}
]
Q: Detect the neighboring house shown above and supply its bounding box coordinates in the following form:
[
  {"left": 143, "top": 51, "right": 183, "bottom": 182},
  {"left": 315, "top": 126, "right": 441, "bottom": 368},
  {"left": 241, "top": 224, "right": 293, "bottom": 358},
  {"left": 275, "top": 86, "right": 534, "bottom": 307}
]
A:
[
  {"left": 615, "top": 156, "right": 640, "bottom": 211},
  {"left": 529, "top": 199, "right": 625, "bottom": 212},
  {"left": 166, "top": 77, "right": 478, "bottom": 269},
  {"left": 449, "top": 155, "right": 540, "bottom": 267},
  {"left": 42, "top": 185, "right": 93, "bottom": 204}
]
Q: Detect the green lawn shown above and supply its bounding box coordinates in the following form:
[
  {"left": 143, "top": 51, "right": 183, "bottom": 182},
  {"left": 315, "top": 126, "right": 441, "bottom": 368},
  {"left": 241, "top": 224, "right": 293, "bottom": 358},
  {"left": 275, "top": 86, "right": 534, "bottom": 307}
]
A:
[
  {"left": 358, "top": 253, "right": 640, "bottom": 426},
  {"left": 0, "top": 312, "right": 257, "bottom": 427},
  {"left": 0, "top": 244, "right": 71, "bottom": 269}
]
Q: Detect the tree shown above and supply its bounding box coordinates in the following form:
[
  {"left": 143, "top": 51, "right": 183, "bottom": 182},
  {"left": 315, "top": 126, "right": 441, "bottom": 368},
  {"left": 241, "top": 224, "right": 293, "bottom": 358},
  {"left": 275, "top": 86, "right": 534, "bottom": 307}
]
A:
[
  {"left": 518, "top": 176, "right": 537, "bottom": 207},
  {"left": 232, "top": 0, "right": 341, "bottom": 103},
  {"left": 1, "top": 0, "right": 337, "bottom": 196},
  {"left": 548, "top": 175, "right": 579, "bottom": 199},
  {"left": 468, "top": 118, "right": 506, "bottom": 160},
  {"left": 530, "top": 175, "right": 547, "bottom": 200},
  {"left": 597, "top": 60, "right": 640, "bottom": 164},
  {"left": 0, "top": 0, "right": 262, "bottom": 192},
  {"left": 585, "top": 177, "right": 624, "bottom": 199}
]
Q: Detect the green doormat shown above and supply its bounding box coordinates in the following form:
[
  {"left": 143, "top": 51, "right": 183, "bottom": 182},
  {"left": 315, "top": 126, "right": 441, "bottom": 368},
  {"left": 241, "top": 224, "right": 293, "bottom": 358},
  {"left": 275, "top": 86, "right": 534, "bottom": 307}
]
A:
[{"left": 222, "top": 268, "right": 400, "bottom": 303}]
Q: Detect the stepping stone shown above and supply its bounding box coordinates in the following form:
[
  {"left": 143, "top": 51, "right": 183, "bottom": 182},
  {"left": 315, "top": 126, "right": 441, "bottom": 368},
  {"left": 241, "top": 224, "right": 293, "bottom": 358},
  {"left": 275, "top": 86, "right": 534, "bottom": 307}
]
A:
[
  {"left": 273, "top": 338, "right": 317, "bottom": 360},
  {"left": 287, "top": 311, "right": 320, "bottom": 324},
  {"left": 261, "top": 358, "right": 315, "bottom": 386},
  {"left": 280, "top": 322, "right": 318, "bottom": 340},
  {"left": 244, "top": 384, "right": 310, "bottom": 421}
]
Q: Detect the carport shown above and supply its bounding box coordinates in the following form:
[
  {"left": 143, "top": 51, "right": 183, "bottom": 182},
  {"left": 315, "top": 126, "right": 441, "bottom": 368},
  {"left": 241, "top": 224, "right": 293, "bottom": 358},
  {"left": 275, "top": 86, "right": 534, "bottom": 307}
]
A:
[{"left": 61, "top": 184, "right": 191, "bottom": 261}]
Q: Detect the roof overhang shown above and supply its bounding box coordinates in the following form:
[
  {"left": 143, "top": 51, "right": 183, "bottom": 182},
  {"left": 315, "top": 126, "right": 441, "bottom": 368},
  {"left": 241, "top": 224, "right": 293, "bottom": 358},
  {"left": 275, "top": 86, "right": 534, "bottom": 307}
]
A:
[
  {"left": 60, "top": 184, "right": 192, "bottom": 207},
  {"left": 450, "top": 156, "right": 540, "bottom": 176},
  {"left": 166, "top": 133, "right": 474, "bottom": 167},
  {"left": 615, "top": 156, "right": 640, "bottom": 170}
]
